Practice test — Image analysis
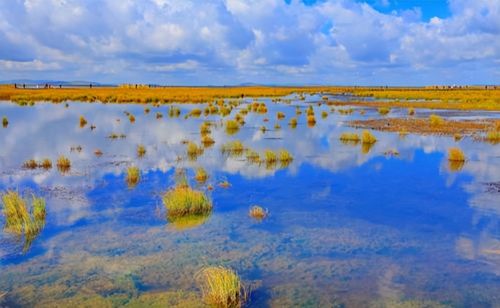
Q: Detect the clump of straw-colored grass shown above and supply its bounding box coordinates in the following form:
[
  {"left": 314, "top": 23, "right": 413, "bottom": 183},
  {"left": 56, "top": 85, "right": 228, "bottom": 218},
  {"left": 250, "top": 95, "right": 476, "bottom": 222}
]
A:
[
  {"left": 429, "top": 114, "right": 444, "bottom": 126},
  {"left": 340, "top": 132, "right": 360, "bottom": 142},
  {"left": 56, "top": 156, "right": 71, "bottom": 173},
  {"left": 197, "top": 266, "right": 246, "bottom": 308},
  {"left": 126, "top": 166, "right": 140, "bottom": 187},
  {"left": 163, "top": 185, "right": 212, "bottom": 218},
  {"left": 195, "top": 168, "right": 208, "bottom": 183},
  {"left": 249, "top": 205, "right": 268, "bottom": 220},
  {"left": 448, "top": 147, "right": 466, "bottom": 162},
  {"left": 361, "top": 130, "right": 377, "bottom": 144}
]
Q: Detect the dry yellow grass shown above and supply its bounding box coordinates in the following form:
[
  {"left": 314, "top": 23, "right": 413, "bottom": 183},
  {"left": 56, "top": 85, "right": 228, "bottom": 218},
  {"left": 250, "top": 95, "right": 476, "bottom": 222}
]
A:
[
  {"left": 137, "top": 145, "right": 146, "bottom": 157},
  {"left": 56, "top": 156, "right": 71, "bottom": 173},
  {"left": 249, "top": 205, "right": 268, "bottom": 220},
  {"left": 163, "top": 185, "right": 212, "bottom": 218},
  {"left": 126, "top": 166, "right": 140, "bottom": 187},
  {"left": 197, "top": 266, "right": 246, "bottom": 308},
  {"left": 195, "top": 168, "right": 208, "bottom": 183},
  {"left": 448, "top": 147, "right": 466, "bottom": 162},
  {"left": 340, "top": 132, "right": 360, "bottom": 142},
  {"left": 361, "top": 130, "right": 377, "bottom": 144}
]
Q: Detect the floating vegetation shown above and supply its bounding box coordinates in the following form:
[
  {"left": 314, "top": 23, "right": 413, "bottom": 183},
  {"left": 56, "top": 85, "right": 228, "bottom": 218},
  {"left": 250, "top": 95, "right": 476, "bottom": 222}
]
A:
[
  {"left": 485, "top": 131, "right": 500, "bottom": 144},
  {"left": 321, "top": 111, "right": 328, "bottom": 118},
  {"left": 79, "top": 116, "right": 87, "bottom": 128},
  {"left": 340, "top": 132, "right": 360, "bottom": 143},
  {"left": 1, "top": 191, "right": 46, "bottom": 252},
  {"left": 23, "top": 159, "right": 38, "bottom": 170},
  {"left": 289, "top": 117, "right": 298, "bottom": 128},
  {"left": 429, "top": 114, "right": 445, "bottom": 126},
  {"left": 137, "top": 145, "right": 146, "bottom": 158},
  {"left": 56, "top": 156, "right": 71, "bottom": 173},
  {"left": 448, "top": 147, "right": 466, "bottom": 162},
  {"left": 126, "top": 166, "right": 140, "bottom": 187},
  {"left": 378, "top": 107, "right": 390, "bottom": 115},
  {"left": 39, "top": 159, "right": 52, "bottom": 169},
  {"left": 187, "top": 142, "right": 204, "bottom": 160},
  {"left": 222, "top": 140, "right": 245, "bottom": 156},
  {"left": 219, "top": 181, "right": 231, "bottom": 189},
  {"left": 249, "top": 205, "right": 268, "bottom": 220},
  {"left": 195, "top": 168, "right": 208, "bottom": 183},
  {"left": 163, "top": 185, "right": 212, "bottom": 218},
  {"left": 2, "top": 116, "right": 8, "bottom": 128},
  {"left": 197, "top": 266, "right": 246, "bottom": 308},
  {"left": 225, "top": 119, "right": 240, "bottom": 135},
  {"left": 276, "top": 112, "right": 285, "bottom": 120},
  {"left": 361, "top": 130, "right": 377, "bottom": 144}
]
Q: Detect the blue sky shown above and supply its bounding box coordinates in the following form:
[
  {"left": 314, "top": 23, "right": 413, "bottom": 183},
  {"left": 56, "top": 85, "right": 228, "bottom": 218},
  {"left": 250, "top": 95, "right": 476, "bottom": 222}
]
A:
[{"left": 0, "top": 0, "right": 498, "bottom": 85}]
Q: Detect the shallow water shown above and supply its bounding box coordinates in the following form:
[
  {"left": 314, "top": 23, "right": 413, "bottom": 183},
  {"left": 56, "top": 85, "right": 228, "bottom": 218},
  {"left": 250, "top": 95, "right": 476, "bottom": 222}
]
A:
[{"left": 0, "top": 96, "right": 499, "bottom": 307}]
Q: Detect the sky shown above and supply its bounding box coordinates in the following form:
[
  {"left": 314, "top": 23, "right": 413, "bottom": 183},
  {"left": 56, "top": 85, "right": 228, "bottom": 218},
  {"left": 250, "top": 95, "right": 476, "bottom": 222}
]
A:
[{"left": 0, "top": 0, "right": 499, "bottom": 85}]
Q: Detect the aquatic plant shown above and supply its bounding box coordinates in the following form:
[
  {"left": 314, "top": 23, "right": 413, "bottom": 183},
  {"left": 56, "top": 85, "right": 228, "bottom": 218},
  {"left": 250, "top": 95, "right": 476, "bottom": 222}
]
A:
[
  {"left": 190, "top": 108, "right": 202, "bottom": 117},
  {"left": 200, "top": 122, "right": 211, "bottom": 135},
  {"left": 137, "top": 145, "right": 146, "bottom": 157},
  {"left": 195, "top": 168, "right": 208, "bottom": 183},
  {"left": 126, "top": 166, "right": 140, "bottom": 187},
  {"left": 448, "top": 147, "right": 466, "bottom": 162},
  {"left": 169, "top": 106, "right": 181, "bottom": 117},
  {"left": 187, "top": 142, "right": 204, "bottom": 159},
  {"left": 2, "top": 116, "right": 8, "bottom": 128},
  {"left": 408, "top": 107, "right": 415, "bottom": 116},
  {"left": 144, "top": 107, "right": 150, "bottom": 114},
  {"left": 156, "top": 112, "right": 163, "bottom": 119},
  {"left": 197, "top": 266, "right": 246, "bottom": 308},
  {"left": 306, "top": 106, "right": 314, "bottom": 116},
  {"left": 249, "top": 205, "right": 268, "bottom": 220},
  {"left": 274, "top": 123, "right": 281, "bottom": 130},
  {"left": 361, "top": 130, "right": 377, "bottom": 144},
  {"left": 79, "top": 116, "right": 87, "bottom": 127},
  {"left": 486, "top": 131, "right": 500, "bottom": 143},
  {"left": 289, "top": 117, "right": 298, "bottom": 128},
  {"left": 454, "top": 133, "right": 462, "bottom": 141},
  {"left": 278, "top": 149, "right": 293, "bottom": 163},
  {"left": 56, "top": 156, "right": 71, "bottom": 173},
  {"left": 219, "top": 181, "right": 231, "bottom": 188},
  {"left": 1, "top": 191, "right": 46, "bottom": 252},
  {"left": 245, "top": 150, "right": 260, "bottom": 164},
  {"left": 23, "top": 159, "right": 38, "bottom": 169},
  {"left": 201, "top": 135, "right": 215, "bottom": 146},
  {"left": 307, "top": 115, "right": 316, "bottom": 126},
  {"left": 225, "top": 120, "right": 240, "bottom": 135},
  {"left": 429, "top": 114, "right": 444, "bottom": 126},
  {"left": 321, "top": 111, "right": 328, "bottom": 118},
  {"left": 129, "top": 114, "right": 136, "bottom": 123},
  {"left": 340, "top": 132, "right": 360, "bottom": 142},
  {"left": 39, "top": 159, "right": 52, "bottom": 169},
  {"left": 378, "top": 107, "right": 390, "bottom": 115},
  {"left": 264, "top": 150, "right": 277, "bottom": 163},
  {"left": 163, "top": 185, "right": 212, "bottom": 218},
  {"left": 276, "top": 112, "right": 285, "bottom": 120},
  {"left": 260, "top": 126, "right": 267, "bottom": 133},
  {"left": 222, "top": 140, "right": 245, "bottom": 155}
]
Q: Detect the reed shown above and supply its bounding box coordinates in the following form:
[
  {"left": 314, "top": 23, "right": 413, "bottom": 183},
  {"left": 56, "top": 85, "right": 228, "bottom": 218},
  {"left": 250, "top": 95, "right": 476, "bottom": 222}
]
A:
[
  {"left": 486, "top": 131, "right": 500, "bottom": 143},
  {"left": 126, "top": 166, "right": 140, "bottom": 187},
  {"left": 190, "top": 108, "right": 202, "bottom": 117},
  {"left": 197, "top": 266, "right": 246, "bottom": 308},
  {"left": 278, "top": 149, "right": 293, "bottom": 163},
  {"left": 408, "top": 107, "right": 415, "bottom": 115},
  {"left": 137, "top": 145, "right": 146, "bottom": 157},
  {"left": 222, "top": 140, "right": 245, "bottom": 156},
  {"left": 201, "top": 135, "right": 215, "bottom": 146},
  {"left": 307, "top": 115, "right": 316, "bottom": 125},
  {"left": 163, "top": 185, "right": 212, "bottom": 218},
  {"left": 264, "top": 150, "right": 277, "bottom": 163},
  {"left": 245, "top": 150, "right": 260, "bottom": 164},
  {"left": 56, "top": 156, "right": 71, "bottom": 173},
  {"left": 361, "top": 130, "right": 377, "bottom": 144},
  {"left": 249, "top": 205, "right": 268, "bottom": 220}
]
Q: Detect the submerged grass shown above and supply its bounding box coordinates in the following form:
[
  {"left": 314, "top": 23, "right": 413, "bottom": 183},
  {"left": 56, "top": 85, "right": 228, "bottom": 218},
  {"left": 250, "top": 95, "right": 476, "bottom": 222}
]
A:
[{"left": 197, "top": 266, "right": 246, "bottom": 308}]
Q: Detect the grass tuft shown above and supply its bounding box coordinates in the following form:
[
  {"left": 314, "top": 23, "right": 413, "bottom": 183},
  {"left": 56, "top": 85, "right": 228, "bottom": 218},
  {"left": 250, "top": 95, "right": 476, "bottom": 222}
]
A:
[
  {"left": 137, "top": 145, "right": 146, "bottom": 157},
  {"left": 195, "top": 168, "right": 208, "bottom": 183},
  {"left": 448, "top": 147, "right": 466, "bottom": 162},
  {"left": 249, "top": 205, "right": 268, "bottom": 220},
  {"left": 79, "top": 116, "right": 87, "bottom": 128},
  {"left": 126, "top": 166, "right": 140, "bottom": 187},
  {"left": 340, "top": 132, "right": 360, "bottom": 143},
  {"left": 361, "top": 130, "right": 377, "bottom": 144},
  {"left": 56, "top": 156, "right": 71, "bottom": 173},
  {"left": 2, "top": 116, "right": 8, "bottom": 128},
  {"left": 163, "top": 185, "right": 212, "bottom": 218},
  {"left": 429, "top": 114, "right": 445, "bottom": 126},
  {"left": 197, "top": 266, "right": 246, "bottom": 308}
]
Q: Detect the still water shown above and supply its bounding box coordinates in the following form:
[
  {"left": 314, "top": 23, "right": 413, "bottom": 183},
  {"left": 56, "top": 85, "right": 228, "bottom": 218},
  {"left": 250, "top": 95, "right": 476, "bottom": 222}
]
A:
[{"left": 0, "top": 96, "right": 499, "bottom": 307}]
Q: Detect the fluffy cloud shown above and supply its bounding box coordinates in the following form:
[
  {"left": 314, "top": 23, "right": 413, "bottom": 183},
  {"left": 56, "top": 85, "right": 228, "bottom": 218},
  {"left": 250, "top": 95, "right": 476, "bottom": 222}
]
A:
[{"left": 0, "top": 0, "right": 498, "bottom": 84}]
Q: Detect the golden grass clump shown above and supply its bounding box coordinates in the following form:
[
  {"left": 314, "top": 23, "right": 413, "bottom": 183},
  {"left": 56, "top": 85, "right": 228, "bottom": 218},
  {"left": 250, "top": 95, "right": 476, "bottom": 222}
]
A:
[
  {"left": 429, "top": 114, "right": 445, "bottom": 126},
  {"left": 222, "top": 140, "right": 245, "bottom": 155},
  {"left": 23, "top": 159, "right": 38, "bottom": 169},
  {"left": 289, "top": 117, "right": 298, "bottom": 128},
  {"left": 276, "top": 111, "right": 285, "bottom": 120},
  {"left": 321, "top": 111, "right": 328, "bottom": 118},
  {"left": 163, "top": 185, "right": 212, "bottom": 218},
  {"left": 278, "top": 149, "right": 293, "bottom": 163},
  {"left": 195, "top": 168, "right": 208, "bottom": 183},
  {"left": 169, "top": 106, "right": 181, "bottom": 117},
  {"left": 225, "top": 119, "right": 240, "bottom": 135},
  {"left": 378, "top": 107, "right": 390, "bottom": 115},
  {"left": 306, "top": 106, "right": 314, "bottom": 116},
  {"left": 126, "top": 166, "right": 140, "bottom": 187},
  {"left": 190, "top": 108, "right": 202, "bottom": 117},
  {"left": 200, "top": 122, "right": 211, "bottom": 135},
  {"left": 137, "top": 144, "right": 146, "bottom": 157},
  {"left": 79, "top": 116, "right": 87, "bottom": 127},
  {"left": 245, "top": 150, "right": 260, "bottom": 164},
  {"left": 486, "top": 131, "right": 500, "bottom": 143},
  {"left": 361, "top": 130, "right": 377, "bottom": 144},
  {"left": 249, "top": 205, "right": 268, "bottom": 220},
  {"left": 201, "top": 135, "right": 215, "bottom": 146},
  {"left": 264, "top": 150, "right": 277, "bottom": 163},
  {"left": 39, "top": 159, "right": 52, "bottom": 169},
  {"left": 2, "top": 116, "right": 8, "bottom": 128},
  {"left": 186, "top": 142, "right": 204, "bottom": 160},
  {"left": 56, "top": 156, "right": 71, "bottom": 173},
  {"left": 129, "top": 114, "right": 136, "bottom": 123},
  {"left": 448, "top": 147, "right": 466, "bottom": 162},
  {"left": 408, "top": 107, "right": 415, "bottom": 116},
  {"left": 340, "top": 132, "right": 360, "bottom": 142},
  {"left": 307, "top": 115, "right": 316, "bottom": 126},
  {"left": 197, "top": 266, "right": 246, "bottom": 308},
  {"left": 1, "top": 191, "right": 46, "bottom": 251}
]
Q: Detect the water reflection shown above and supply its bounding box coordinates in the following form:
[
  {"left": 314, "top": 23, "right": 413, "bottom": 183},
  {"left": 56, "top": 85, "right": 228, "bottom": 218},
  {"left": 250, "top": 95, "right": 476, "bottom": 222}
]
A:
[{"left": 0, "top": 98, "right": 499, "bottom": 306}]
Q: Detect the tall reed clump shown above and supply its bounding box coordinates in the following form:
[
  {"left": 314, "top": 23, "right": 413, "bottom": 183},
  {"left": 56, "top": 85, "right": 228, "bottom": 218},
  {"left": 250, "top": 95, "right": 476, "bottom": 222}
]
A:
[
  {"left": 197, "top": 266, "right": 246, "bottom": 308},
  {"left": 79, "top": 116, "right": 87, "bottom": 128},
  {"left": 225, "top": 119, "right": 240, "bottom": 135},
  {"left": 340, "top": 132, "right": 360, "bottom": 143},
  {"left": 56, "top": 156, "right": 71, "bottom": 173},
  {"left": 249, "top": 205, "right": 268, "bottom": 220},
  {"left": 137, "top": 145, "right": 146, "bottom": 157},
  {"left": 429, "top": 114, "right": 445, "bottom": 126},
  {"left": 163, "top": 184, "right": 212, "bottom": 219},
  {"left": 378, "top": 107, "right": 390, "bottom": 115},
  {"left": 126, "top": 166, "right": 140, "bottom": 187},
  {"left": 195, "top": 167, "right": 208, "bottom": 183},
  {"left": 448, "top": 147, "right": 466, "bottom": 162},
  {"left": 1, "top": 191, "right": 46, "bottom": 251},
  {"left": 2, "top": 116, "right": 8, "bottom": 128},
  {"left": 361, "top": 130, "right": 377, "bottom": 144}
]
